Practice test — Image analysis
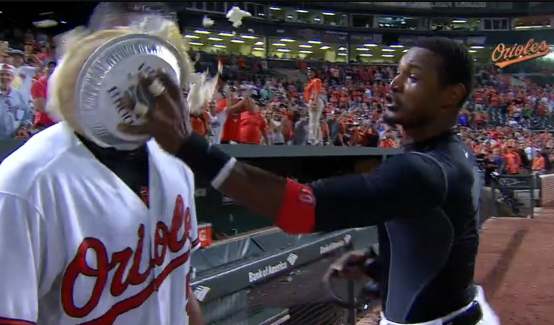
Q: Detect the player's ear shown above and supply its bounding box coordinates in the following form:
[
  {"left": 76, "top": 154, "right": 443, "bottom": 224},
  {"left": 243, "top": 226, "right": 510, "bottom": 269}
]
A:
[{"left": 440, "top": 83, "right": 466, "bottom": 110}]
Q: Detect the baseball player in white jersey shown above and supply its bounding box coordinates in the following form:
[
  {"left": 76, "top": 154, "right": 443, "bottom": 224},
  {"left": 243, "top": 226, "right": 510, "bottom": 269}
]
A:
[{"left": 0, "top": 3, "right": 204, "bottom": 325}]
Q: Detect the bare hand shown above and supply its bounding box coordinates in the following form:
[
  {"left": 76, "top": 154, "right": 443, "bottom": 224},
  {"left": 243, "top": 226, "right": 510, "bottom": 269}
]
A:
[{"left": 117, "top": 70, "right": 193, "bottom": 154}]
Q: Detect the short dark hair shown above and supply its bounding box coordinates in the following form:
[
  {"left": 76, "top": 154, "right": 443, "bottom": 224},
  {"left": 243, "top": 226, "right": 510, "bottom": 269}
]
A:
[
  {"left": 414, "top": 36, "right": 474, "bottom": 107},
  {"left": 307, "top": 67, "right": 318, "bottom": 78}
]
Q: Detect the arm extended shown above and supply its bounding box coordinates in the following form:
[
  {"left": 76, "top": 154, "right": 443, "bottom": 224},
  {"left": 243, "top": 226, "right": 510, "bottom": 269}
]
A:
[{"left": 177, "top": 134, "right": 446, "bottom": 234}]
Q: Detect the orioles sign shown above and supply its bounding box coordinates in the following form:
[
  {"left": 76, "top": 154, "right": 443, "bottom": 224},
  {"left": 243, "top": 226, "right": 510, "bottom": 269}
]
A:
[{"left": 491, "top": 39, "right": 549, "bottom": 68}]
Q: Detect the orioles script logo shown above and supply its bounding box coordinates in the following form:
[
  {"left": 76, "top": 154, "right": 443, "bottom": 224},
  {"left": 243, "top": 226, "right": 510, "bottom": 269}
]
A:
[
  {"left": 491, "top": 39, "right": 549, "bottom": 68},
  {"left": 60, "top": 195, "right": 192, "bottom": 324}
]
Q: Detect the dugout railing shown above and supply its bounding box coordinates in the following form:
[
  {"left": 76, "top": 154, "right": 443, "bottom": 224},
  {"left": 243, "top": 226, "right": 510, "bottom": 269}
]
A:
[
  {"left": 490, "top": 174, "right": 537, "bottom": 218},
  {"left": 190, "top": 227, "right": 378, "bottom": 325}
]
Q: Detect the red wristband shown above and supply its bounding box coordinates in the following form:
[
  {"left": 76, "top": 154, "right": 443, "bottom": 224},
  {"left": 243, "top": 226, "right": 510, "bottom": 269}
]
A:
[{"left": 275, "top": 179, "right": 316, "bottom": 235}]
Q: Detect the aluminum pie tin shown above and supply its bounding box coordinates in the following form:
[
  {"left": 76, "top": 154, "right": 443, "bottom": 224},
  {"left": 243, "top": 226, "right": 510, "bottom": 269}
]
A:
[{"left": 75, "top": 33, "right": 184, "bottom": 149}]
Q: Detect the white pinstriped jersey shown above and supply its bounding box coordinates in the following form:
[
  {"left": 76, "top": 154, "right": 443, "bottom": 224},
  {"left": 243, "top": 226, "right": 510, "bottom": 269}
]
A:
[{"left": 0, "top": 123, "right": 200, "bottom": 325}]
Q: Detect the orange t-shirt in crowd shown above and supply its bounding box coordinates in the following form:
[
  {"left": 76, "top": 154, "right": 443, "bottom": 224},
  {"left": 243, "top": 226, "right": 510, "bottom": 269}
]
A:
[
  {"left": 239, "top": 111, "right": 267, "bottom": 144},
  {"left": 304, "top": 78, "right": 322, "bottom": 102},
  {"left": 532, "top": 156, "right": 545, "bottom": 171},
  {"left": 191, "top": 111, "right": 210, "bottom": 137},
  {"left": 380, "top": 139, "right": 395, "bottom": 148},
  {"left": 504, "top": 152, "right": 521, "bottom": 174},
  {"left": 220, "top": 98, "right": 241, "bottom": 143}
]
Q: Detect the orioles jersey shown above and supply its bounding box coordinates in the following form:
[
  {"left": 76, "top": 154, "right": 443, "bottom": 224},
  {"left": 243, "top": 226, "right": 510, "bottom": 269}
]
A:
[{"left": 0, "top": 123, "right": 200, "bottom": 325}]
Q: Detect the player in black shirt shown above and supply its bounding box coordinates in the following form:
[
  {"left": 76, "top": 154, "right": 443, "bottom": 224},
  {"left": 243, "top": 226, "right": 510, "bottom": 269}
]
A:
[{"left": 119, "top": 37, "right": 499, "bottom": 325}]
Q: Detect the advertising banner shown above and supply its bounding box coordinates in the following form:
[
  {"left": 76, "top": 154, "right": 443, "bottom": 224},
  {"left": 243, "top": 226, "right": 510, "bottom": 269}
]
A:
[
  {"left": 355, "top": 2, "right": 434, "bottom": 9},
  {"left": 296, "top": 28, "right": 348, "bottom": 43},
  {"left": 434, "top": 2, "right": 513, "bottom": 9},
  {"left": 353, "top": 1, "right": 513, "bottom": 10},
  {"left": 265, "top": 27, "right": 347, "bottom": 43},
  {"left": 350, "top": 33, "right": 383, "bottom": 44},
  {"left": 397, "top": 34, "right": 429, "bottom": 45},
  {"left": 466, "top": 36, "right": 487, "bottom": 46},
  {"left": 453, "top": 2, "right": 486, "bottom": 8}
]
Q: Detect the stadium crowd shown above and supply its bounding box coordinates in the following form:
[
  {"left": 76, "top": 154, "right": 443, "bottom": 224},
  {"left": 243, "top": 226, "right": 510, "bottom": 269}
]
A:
[{"left": 1, "top": 28, "right": 554, "bottom": 179}]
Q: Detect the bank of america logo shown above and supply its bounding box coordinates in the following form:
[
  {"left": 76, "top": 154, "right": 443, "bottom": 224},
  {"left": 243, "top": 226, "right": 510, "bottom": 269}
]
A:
[
  {"left": 193, "top": 285, "right": 211, "bottom": 302},
  {"left": 287, "top": 253, "right": 298, "bottom": 266}
]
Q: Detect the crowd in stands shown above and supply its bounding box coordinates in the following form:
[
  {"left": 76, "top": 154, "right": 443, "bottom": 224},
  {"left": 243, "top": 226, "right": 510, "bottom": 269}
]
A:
[
  {"left": 0, "top": 30, "right": 55, "bottom": 140},
  {"left": 2, "top": 28, "right": 554, "bottom": 177}
]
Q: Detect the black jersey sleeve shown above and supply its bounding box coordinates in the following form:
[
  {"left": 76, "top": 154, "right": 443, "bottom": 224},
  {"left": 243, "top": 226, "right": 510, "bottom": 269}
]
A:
[{"left": 311, "top": 152, "right": 447, "bottom": 232}]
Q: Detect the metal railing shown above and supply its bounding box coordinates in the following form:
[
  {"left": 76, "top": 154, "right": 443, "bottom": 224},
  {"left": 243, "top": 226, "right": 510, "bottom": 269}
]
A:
[
  {"left": 191, "top": 228, "right": 377, "bottom": 325},
  {"left": 490, "top": 174, "right": 537, "bottom": 219}
]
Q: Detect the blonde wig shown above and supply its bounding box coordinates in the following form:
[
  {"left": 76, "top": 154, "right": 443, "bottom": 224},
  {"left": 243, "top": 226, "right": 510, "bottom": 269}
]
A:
[{"left": 46, "top": 20, "right": 201, "bottom": 134}]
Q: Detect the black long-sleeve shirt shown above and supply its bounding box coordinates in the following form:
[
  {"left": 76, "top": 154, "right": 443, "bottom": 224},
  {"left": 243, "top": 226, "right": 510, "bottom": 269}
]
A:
[{"left": 311, "top": 129, "right": 480, "bottom": 323}]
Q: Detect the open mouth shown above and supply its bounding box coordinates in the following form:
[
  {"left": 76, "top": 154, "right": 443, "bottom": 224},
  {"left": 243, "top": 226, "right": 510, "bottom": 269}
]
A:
[{"left": 385, "top": 94, "right": 399, "bottom": 111}]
